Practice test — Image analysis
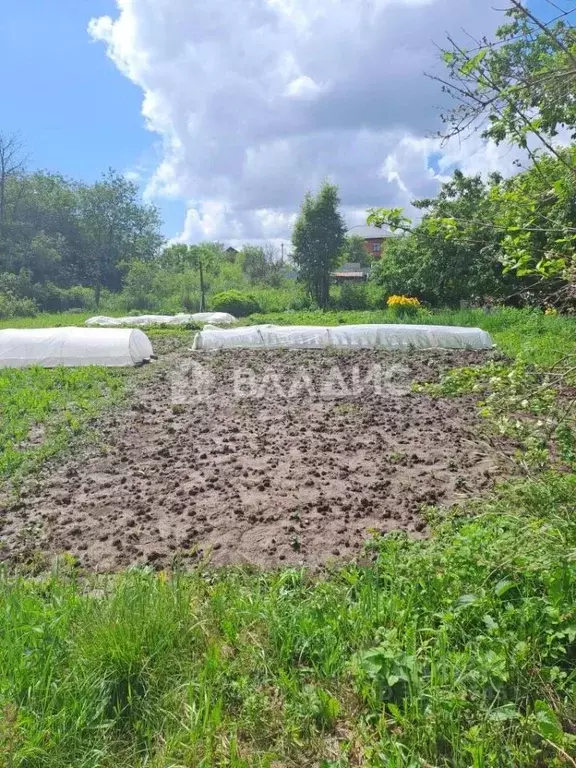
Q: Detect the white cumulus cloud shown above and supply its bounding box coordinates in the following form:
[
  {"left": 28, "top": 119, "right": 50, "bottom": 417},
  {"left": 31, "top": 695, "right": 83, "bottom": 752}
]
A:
[{"left": 89, "top": 0, "right": 506, "bottom": 242}]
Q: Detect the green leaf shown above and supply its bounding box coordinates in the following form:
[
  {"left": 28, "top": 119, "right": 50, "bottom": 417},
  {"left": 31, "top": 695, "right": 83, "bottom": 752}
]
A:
[
  {"left": 488, "top": 703, "right": 520, "bottom": 722},
  {"left": 483, "top": 614, "right": 498, "bottom": 631},
  {"left": 534, "top": 700, "right": 564, "bottom": 743},
  {"left": 494, "top": 579, "right": 516, "bottom": 597},
  {"left": 460, "top": 49, "right": 488, "bottom": 76},
  {"left": 456, "top": 594, "right": 478, "bottom": 609}
]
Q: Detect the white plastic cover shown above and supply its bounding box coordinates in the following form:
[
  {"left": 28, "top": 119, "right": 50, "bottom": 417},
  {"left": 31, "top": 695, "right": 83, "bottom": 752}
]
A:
[
  {"left": 192, "top": 323, "right": 494, "bottom": 351},
  {"left": 0, "top": 327, "right": 154, "bottom": 368},
  {"left": 86, "top": 312, "right": 236, "bottom": 327},
  {"left": 190, "top": 312, "right": 236, "bottom": 325}
]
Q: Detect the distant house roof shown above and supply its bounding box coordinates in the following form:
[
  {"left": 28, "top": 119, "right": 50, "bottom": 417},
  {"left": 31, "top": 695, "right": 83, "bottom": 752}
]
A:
[
  {"left": 331, "top": 272, "right": 367, "bottom": 280},
  {"left": 225, "top": 246, "right": 239, "bottom": 254},
  {"left": 331, "top": 262, "right": 369, "bottom": 280},
  {"left": 347, "top": 225, "right": 391, "bottom": 240}
]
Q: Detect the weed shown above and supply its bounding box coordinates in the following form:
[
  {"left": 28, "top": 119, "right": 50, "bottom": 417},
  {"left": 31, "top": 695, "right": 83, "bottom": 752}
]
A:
[{"left": 0, "top": 366, "right": 126, "bottom": 487}]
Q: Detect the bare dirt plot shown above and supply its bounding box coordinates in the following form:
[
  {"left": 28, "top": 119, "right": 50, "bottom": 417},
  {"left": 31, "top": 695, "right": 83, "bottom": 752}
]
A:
[{"left": 0, "top": 348, "right": 511, "bottom": 571}]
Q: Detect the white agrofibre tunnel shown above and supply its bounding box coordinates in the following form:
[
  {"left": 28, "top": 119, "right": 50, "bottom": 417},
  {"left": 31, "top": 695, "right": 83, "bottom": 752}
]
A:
[
  {"left": 192, "top": 324, "right": 494, "bottom": 351},
  {"left": 0, "top": 327, "right": 154, "bottom": 368},
  {"left": 86, "top": 312, "right": 236, "bottom": 327}
]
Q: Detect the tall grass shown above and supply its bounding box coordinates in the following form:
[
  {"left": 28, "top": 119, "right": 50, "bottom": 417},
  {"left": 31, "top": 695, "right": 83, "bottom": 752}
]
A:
[{"left": 1, "top": 474, "right": 575, "bottom": 766}]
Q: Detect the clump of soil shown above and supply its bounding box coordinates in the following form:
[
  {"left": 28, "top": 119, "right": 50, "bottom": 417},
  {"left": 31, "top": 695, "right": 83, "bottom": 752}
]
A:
[{"left": 0, "top": 348, "right": 508, "bottom": 571}]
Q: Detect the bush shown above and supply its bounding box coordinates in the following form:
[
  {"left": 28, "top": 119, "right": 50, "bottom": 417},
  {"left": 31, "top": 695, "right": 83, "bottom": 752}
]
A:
[
  {"left": 331, "top": 284, "right": 370, "bottom": 311},
  {"left": 211, "top": 290, "right": 261, "bottom": 317},
  {"left": 26, "top": 282, "right": 96, "bottom": 313},
  {"left": 288, "top": 290, "right": 316, "bottom": 311},
  {"left": 0, "top": 291, "right": 38, "bottom": 319}
]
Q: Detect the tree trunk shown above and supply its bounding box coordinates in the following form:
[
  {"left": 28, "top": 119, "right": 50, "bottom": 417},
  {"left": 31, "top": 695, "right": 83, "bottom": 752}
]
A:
[
  {"left": 199, "top": 258, "right": 206, "bottom": 312},
  {"left": 95, "top": 283, "right": 101, "bottom": 308}
]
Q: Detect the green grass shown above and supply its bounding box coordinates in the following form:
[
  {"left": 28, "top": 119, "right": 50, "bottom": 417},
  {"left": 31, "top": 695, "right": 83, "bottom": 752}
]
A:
[
  {"left": 0, "top": 366, "right": 126, "bottom": 484},
  {"left": 1, "top": 474, "right": 575, "bottom": 767},
  {"left": 0, "top": 313, "right": 92, "bottom": 329},
  {"left": 246, "top": 307, "right": 576, "bottom": 367}
]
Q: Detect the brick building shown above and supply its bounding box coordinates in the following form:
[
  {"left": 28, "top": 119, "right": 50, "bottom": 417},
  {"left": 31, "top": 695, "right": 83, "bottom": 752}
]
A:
[{"left": 347, "top": 225, "right": 391, "bottom": 260}]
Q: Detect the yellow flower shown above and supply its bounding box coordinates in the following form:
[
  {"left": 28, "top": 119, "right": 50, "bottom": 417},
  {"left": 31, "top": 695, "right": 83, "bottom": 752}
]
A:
[
  {"left": 387, "top": 295, "right": 421, "bottom": 309},
  {"left": 544, "top": 307, "right": 558, "bottom": 316}
]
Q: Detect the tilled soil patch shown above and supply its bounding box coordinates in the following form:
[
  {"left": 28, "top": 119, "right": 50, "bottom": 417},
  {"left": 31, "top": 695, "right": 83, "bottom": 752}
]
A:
[{"left": 1, "top": 348, "right": 510, "bottom": 570}]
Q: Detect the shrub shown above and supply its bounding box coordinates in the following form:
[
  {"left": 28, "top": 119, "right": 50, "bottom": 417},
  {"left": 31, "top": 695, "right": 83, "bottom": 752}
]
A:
[
  {"left": 211, "top": 290, "right": 261, "bottom": 317},
  {"left": 288, "top": 290, "right": 316, "bottom": 312},
  {"left": 22, "top": 282, "right": 96, "bottom": 313},
  {"left": 331, "top": 284, "right": 370, "bottom": 311},
  {"left": 0, "top": 291, "right": 38, "bottom": 319}
]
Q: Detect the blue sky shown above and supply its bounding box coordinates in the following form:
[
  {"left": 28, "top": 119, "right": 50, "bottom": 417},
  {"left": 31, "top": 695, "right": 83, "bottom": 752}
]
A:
[
  {"left": 0, "top": 0, "right": 185, "bottom": 235},
  {"left": 0, "top": 0, "right": 563, "bottom": 241}
]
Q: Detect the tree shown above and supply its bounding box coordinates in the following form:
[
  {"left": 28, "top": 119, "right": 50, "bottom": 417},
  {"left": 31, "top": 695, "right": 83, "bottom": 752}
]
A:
[
  {"left": 5, "top": 172, "right": 81, "bottom": 283},
  {"left": 161, "top": 242, "right": 221, "bottom": 310},
  {"left": 292, "top": 182, "right": 346, "bottom": 308},
  {"left": 0, "top": 132, "right": 26, "bottom": 244},
  {"left": 370, "top": 170, "right": 531, "bottom": 306},
  {"left": 240, "top": 245, "right": 269, "bottom": 284},
  {"left": 489, "top": 147, "right": 576, "bottom": 282},
  {"left": 435, "top": 1, "right": 576, "bottom": 160},
  {"left": 239, "top": 243, "right": 286, "bottom": 287},
  {"left": 77, "top": 170, "right": 163, "bottom": 305},
  {"left": 370, "top": 3, "right": 576, "bottom": 289},
  {"left": 341, "top": 235, "right": 371, "bottom": 268}
]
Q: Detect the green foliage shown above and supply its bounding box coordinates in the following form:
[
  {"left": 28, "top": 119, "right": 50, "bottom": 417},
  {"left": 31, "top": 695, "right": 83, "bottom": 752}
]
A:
[
  {"left": 438, "top": 4, "right": 576, "bottom": 150},
  {"left": 0, "top": 163, "right": 163, "bottom": 311},
  {"left": 211, "top": 290, "right": 261, "bottom": 317},
  {"left": 367, "top": 206, "right": 411, "bottom": 233},
  {"left": 370, "top": 171, "right": 532, "bottom": 306},
  {"left": 330, "top": 283, "right": 371, "bottom": 311},
  {"left": 239, "top": 244, "right": 286, "bottom": 287},
  {"left": 340, "top": 235, "right": 371, "bottom": 268},
  {"left": 430, "top": 4, "right": 576, "bottom": 285},
  {"left": 77, "top": 170, "right": 163, "bottom": 304},
  {"left": 491, "top": 147, "right": 576, "bottom": 279},
  {"left": 292, "top": 182, "right": 346, "bottom": 308},
  {"left": 248, "top": 285, "right": 313, "bottom": 313},
  {"left": 0, "top": 271, "right": 96, "bottom": 313},
  {"left": 121, "top": 260, "right": 161, "bottom": 311},
  {"left": 0, "top": 366, "right": 125, "bottom": 482},
  {"left": 0, "top": 292, "right": 38, "bottom": 319},
  {"left": 417, "top": 358, "right": 576, "bottom": 470}
]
